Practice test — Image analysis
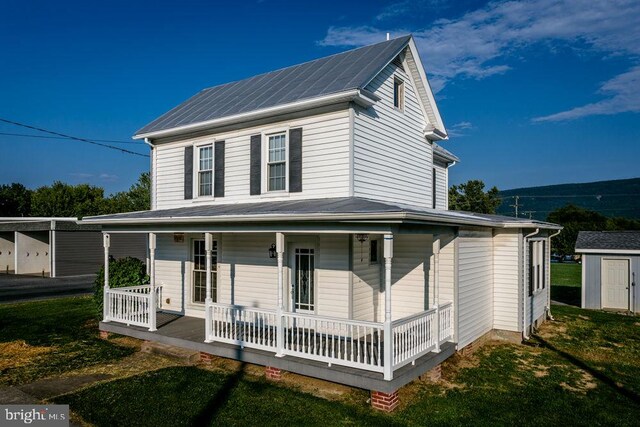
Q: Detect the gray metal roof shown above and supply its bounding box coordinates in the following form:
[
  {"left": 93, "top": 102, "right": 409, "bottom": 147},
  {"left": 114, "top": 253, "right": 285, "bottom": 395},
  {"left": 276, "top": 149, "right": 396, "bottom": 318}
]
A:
[
  {"left": 433, "top": 143, "right": 459, "bottom": 163},
  {"left": 135, "top": 36, "right": 412, "bottom": 137},
  {"left": 575, "top": 231, "right": 640, "bottom": 252},
  {"left": 0, "top": 219, "right": 100, "bottom": 232},
  {"left": 82, "top": 197, "right": 560, "bottom": 230}
]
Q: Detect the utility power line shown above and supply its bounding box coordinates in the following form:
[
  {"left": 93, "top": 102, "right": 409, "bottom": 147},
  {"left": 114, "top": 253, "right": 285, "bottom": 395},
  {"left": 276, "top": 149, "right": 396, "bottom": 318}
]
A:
[
  {"left": 499, "top": 193, "right": 639, "bottom": 199},
  {"left": 0, "top": 131, "right": 143, "bottom": 145},
  {"left": 0, "top": 118, "right": 149, "bottom": 158}
]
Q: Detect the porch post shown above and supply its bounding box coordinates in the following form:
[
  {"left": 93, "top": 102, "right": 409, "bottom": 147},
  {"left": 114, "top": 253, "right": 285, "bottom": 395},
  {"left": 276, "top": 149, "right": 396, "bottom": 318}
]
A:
[
  {"left": 204, "top": 232, "right": 213, "bottom": 343},
  {"left": 148, "top": 233, "right": 157, "bottom": 332},
  {"left": 102, "top": 233, "right": 110, "bottom": 322},
  {"left": 433, "top": 236, "right": 441, "bottom": 353},
  {"left": 275, "top": 232, "right": 285, "bottom": 357},
  {"left": 383, "top": 234, "right": 394, "bottom": 380}
]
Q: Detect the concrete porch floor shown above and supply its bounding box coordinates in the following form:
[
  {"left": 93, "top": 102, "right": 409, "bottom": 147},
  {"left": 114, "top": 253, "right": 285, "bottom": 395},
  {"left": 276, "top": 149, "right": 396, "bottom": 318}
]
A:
[{"left": 100, "top": 312, "right": 455, "bottom": 393}]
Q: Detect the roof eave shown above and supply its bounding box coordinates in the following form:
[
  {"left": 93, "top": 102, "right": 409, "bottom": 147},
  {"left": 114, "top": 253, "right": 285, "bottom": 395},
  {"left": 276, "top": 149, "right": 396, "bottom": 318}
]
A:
[{"left": 134, "top": 89, "right": 378, "bottom": 141}]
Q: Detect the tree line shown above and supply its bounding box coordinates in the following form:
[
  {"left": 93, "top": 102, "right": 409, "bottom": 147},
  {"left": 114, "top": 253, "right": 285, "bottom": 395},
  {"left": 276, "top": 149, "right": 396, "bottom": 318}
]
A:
[
  {"left": 448, "top": 179, "right": 640, "bottom": 256},
  {"left": 0, "top": 172, "right": 150, "bottom": 218}
]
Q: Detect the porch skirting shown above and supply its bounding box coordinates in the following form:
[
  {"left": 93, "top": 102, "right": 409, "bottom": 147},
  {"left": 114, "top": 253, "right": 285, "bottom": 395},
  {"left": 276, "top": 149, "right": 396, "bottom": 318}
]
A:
[{"left": 100, "top": 317, "right": 455, "bottom": 393}]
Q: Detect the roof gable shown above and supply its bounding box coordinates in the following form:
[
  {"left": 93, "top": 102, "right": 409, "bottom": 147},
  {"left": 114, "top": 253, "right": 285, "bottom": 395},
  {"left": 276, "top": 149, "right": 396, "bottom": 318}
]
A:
[{"left": 136, "top": 36, "right": 412, "bottom": 138}]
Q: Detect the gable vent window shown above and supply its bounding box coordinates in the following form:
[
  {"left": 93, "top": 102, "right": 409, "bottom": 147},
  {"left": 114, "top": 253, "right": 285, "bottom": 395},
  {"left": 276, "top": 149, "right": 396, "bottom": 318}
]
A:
[
  {"left": 393, "top": 77, "right": 404, "bottom": 111},
  {"left": 267, "top": 133, "right": 287, "bottom": 191},
  {"left": 392, "top": 55, "right": 405, "bottom": 71},
  {"left": 198, "top": 145, "right": 213, "bottom": 197}
]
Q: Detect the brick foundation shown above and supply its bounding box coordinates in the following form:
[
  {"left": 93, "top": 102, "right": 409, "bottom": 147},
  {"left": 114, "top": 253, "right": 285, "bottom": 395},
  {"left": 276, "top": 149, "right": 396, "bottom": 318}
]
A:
[
  {"left": 371, "top": 390, "right": 399, "bottom": 412},
  {"left": 265, "top": 366, "right": 282, "bottom": 380},
  {"left": 200, "top": 352, "right": 214, "bottom": 364},
  {"left": 425, "top": 364, "right": 442, "bottom": 381},
  {"left": 99, "top": 330, "right": 109, "bottom": 340}
]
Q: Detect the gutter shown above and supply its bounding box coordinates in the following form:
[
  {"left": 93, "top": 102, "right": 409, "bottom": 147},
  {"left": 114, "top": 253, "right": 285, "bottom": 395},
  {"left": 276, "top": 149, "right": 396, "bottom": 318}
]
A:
[{"left": 134, "top": 90, "right": 380, "bottom": 140}]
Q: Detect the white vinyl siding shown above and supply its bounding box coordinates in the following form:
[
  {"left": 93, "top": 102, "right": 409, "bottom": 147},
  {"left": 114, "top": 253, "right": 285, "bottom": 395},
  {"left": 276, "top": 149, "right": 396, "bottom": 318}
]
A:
[
  {"left": 353, "top": 61, "right": 433, "bottom": 208},
  {"left": 153, "top": 109, "right": 351, "bottom": 209},
  {"left": 493, "top": 230, "right": 521, "bottom": 331},
  {"left": 433, "top": 160, "right": 448, "bottom": 210},
  {"left": 316, "top": 234, "right": 350, "bottom": 319},
  {"left": 155, "top": 233, "right": 188, "bottom": 315},
  {"left": 389, "top": 234, "right": 431, "bottom": 320},
  {"left": 457, "top": 229, "right": 493, "bottom": 348},
  {"left": 352, "top": 235, "right": 382, "bottom": 322}
]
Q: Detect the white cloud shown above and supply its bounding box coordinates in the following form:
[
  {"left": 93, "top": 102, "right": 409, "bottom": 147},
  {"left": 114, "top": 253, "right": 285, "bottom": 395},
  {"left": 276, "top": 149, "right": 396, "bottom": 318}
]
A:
[
  {"left": 320, "top": 0, "right": 640, "bottom": 120},
  {"left": 448, "top": 121, "right": 475, "bottom": 137},
  {"left": 99, "top": 173, "right": 119, "bottom": 183}
]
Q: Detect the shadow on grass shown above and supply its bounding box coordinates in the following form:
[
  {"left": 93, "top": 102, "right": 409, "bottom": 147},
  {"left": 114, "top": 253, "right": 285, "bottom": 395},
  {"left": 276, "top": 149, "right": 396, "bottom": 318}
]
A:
[
  {"left": 551, "top": 285, "right": 581, "bottom": 307},
  {"left": 191, "top": 348, "right": 247, "bottom": 425},
  {"left": 533, "top": 334, "right": 640, "bottom": 405}
]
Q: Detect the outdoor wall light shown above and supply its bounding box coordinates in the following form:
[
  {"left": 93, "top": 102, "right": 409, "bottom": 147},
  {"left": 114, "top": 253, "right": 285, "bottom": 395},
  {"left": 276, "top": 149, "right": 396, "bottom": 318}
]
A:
[
  {"left": 269, "top": 243, "right": 277, "bottom": 259},
  {"left": 355, "top": 234, "right": 369, "bottom": 243}
]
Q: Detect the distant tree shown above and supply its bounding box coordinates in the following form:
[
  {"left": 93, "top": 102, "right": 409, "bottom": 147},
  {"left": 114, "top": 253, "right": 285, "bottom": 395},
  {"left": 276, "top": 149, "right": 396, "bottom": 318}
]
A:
[
  {"left": 0, "top": 183, "right": 32, "bottom": 216},
  {"left": 31, "top": 181, "right": 106, "bottom": 217},
  {"left": 449, "top": 180, "right": 501, "bottom": 214},
  {"left": 103, "top": 172, "right": 150, "bottom": 214}
]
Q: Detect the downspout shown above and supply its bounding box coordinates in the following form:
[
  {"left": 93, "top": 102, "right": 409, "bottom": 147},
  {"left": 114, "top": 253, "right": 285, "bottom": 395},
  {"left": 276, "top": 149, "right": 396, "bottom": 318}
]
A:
[
  {"left": 522, "top": 228, "right": 540, "bottom": 340},
  {"left": 546, "top": 229, "right": 562, "bottom": 321}
]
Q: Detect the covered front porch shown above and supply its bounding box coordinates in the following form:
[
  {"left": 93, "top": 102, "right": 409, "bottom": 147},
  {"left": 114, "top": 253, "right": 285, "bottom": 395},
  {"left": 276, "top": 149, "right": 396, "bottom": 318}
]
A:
[{"left": 100, "top": 226, "right": 456, "bottom": 382}]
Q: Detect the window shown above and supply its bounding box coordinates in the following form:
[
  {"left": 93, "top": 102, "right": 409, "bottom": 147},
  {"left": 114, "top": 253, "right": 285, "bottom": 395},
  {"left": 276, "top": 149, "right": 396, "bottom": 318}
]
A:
[
  {"left": 370, "top": 239, "right": 379, "bottom": 264},
  {"left": 393, "top": 78, "right": 404, "bottom": 111},
  {"left": 432, "top": 168, "right": 437, "bottom": 209},
  {"left": 198, "top": 145, "right": 213, "bottom": 197},
  {"left": 528, "top": 240, "right": 546, "bottom": 296},
  {"left": 192, "top": 239, "right": 217, "bottom": 303},
  {"left": 267, "top": 133, "right": 287, "bottom": 191}
]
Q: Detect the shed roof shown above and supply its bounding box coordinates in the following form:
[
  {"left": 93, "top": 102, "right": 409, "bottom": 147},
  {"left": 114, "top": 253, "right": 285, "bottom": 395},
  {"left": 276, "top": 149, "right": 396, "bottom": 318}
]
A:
[
  {"left": 575, "top": 231, "right": 640, "bottom": 252},
  {"left": 433, "top": 143, "right": 459, "bottom": 163},
  {"left": 81, "top": 197, "right": 560, "bottom": 230},
  {"left": 135, "top": 36, "right": 412, "bottom": 137}
]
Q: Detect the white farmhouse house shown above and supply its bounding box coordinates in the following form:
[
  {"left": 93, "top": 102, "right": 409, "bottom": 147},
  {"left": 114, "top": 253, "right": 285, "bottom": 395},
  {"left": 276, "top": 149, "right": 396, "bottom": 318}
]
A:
[{"left": 83, "top": 35, "right": 561, "bottom": 411}]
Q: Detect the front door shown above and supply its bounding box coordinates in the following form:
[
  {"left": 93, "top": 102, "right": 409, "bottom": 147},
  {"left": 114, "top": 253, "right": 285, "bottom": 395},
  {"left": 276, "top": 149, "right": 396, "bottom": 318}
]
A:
[
  {"left": 602, "top": 258, "right": 630, "bottom": 310},
  {"left": 290, "top": 246, "right": 315, "bottom": 313}
]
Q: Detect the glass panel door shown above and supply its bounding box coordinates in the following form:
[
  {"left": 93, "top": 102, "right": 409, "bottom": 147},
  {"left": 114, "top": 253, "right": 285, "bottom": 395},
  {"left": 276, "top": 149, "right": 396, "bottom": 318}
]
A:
[
  {"left": 192, "top": 239, "right": 217, "bottom": 304},
  {"left": 292, "top": 247, "right": 315, "bottom": 312}
]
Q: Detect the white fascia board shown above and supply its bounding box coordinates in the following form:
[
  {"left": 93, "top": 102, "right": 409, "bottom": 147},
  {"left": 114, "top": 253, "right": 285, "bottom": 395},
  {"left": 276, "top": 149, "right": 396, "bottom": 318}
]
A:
[
  {"left": 576, "top": 248, "right": 640, "bottom": 255},
  {"left": 134, "top": 90, "right": 376, "bottom": 140}
]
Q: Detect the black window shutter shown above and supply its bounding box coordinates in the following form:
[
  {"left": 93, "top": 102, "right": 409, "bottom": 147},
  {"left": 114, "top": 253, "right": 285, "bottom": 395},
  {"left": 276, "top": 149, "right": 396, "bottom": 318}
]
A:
[
  {"left": 542, "top": 240, "right": 546, "bottom": 289},
  {"left": 184, "top": 146, "right": 193, "bottom": 200},
  {"left": 214, "top": 141, "right": 225, "bottom": 197},
  {"left": 289, "top": 127, "right": 303, "bottom": 193},
  {"left": 528, "top": 241, "right": 534, "bottom": 296},
  {"left": 250, "top": 134, "right": 261, "bottom": 195}
]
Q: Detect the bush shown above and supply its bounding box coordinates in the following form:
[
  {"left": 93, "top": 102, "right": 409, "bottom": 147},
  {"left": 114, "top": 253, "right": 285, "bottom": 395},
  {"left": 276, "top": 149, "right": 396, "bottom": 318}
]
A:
[{"left": 94, "top": 257, "right": 149, "bottom": 318}]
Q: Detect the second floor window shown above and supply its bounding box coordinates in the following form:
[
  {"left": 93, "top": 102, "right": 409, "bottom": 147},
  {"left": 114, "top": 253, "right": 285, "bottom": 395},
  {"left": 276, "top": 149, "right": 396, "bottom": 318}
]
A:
[
  {"left": 198, "top": 145, "right": 213, "bottom": 197},
  {"left": 393, "top": 77, "right": 404, "bottom": 111},
  {"left": 267, "top": 133, "right": 287, "bottom": 191}
]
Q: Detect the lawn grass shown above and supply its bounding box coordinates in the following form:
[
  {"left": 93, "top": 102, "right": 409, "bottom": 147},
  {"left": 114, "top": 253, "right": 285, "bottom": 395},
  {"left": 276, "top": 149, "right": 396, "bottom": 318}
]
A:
[
  {"left": 55, "top": 305, "right": 640, "bottom": 426},
  {"left": 551, "top": 263, "right": 582, "bottom": 305},
  {"left": 0, "top": 296, "right": 135, "bottom": 386}
]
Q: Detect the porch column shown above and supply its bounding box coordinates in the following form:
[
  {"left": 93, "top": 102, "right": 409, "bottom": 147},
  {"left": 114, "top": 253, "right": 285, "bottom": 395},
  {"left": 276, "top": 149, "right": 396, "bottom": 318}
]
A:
[
  {"left": 148, "top": 233, "right": 157, "bottom": 332},
  {"left": 383, "top": 234, "right": 394, "bottom": 381},
  {"left": 204, "top": 232, "right": 213, "bottom": 342},
  {"left": 103, "top": 233, "right": 110, "bottom": 322},
  {"left": 275, "top": 232, "right": 285, "bottom": 357},
  {"left": 433, "top": 236, "right": 441, "bottom": 353}
]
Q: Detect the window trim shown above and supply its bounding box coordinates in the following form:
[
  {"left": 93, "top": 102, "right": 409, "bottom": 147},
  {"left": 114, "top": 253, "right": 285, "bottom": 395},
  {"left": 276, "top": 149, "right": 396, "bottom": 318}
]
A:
[
  {"left": 393, "top": 76, "right": 405, "bottom": 112},
  {"left": 528, "top": 238, "right": 547, "bottom": 296},
  {"left": 193, "top": 142, "right": 215, "bottom": 200},
  {"left": 261, "top": 128, "right": 290, "bottom": 194},
  {"left": 191, "top": 237, "right": 218, "bottom": 305}
]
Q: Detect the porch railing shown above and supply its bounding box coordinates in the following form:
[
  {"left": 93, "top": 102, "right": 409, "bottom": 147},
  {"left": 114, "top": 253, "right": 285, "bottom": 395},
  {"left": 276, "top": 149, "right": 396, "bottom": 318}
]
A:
[
  {"left": 104, "top": 285, "right": 161, "bottom": 329},
  {"left": 204, "top": 301, "right": 453, "bottom": 375}
]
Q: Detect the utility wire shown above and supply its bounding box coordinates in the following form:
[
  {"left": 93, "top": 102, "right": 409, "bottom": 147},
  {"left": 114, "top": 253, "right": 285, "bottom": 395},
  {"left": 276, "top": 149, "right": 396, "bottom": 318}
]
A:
[
  {"left": 498, "top": 193, "right": 639, "bottom": 199},
  {"left": 0, "top": 131, "right": 143, "bottom": 145},
  {"left": 0, "top": 118, "right": 149, "bottom": 158}
]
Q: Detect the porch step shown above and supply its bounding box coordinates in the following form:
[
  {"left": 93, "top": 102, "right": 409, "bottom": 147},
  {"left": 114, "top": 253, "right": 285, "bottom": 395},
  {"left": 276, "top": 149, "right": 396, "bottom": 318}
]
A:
[{"left": 141, "top": 341, "right": 200, "bottom": 364}]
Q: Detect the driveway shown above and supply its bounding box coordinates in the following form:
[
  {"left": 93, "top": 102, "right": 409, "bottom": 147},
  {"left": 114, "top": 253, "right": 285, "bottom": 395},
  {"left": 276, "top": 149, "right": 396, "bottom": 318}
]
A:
[{"left": 0, "top": 274, "right": 94, "bottom": 303}]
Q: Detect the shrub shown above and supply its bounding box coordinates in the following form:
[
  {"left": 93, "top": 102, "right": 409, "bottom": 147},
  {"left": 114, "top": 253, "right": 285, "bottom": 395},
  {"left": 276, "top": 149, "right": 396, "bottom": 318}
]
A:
[{"left": 94, "top": 257, "right": 149, "bottom": 318}]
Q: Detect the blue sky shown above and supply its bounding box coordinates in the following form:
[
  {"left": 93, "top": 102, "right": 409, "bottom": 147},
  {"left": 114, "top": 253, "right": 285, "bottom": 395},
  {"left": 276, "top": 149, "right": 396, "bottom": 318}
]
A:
[{"left": 1, "top": 0, "right": 638, "bottom": 194}]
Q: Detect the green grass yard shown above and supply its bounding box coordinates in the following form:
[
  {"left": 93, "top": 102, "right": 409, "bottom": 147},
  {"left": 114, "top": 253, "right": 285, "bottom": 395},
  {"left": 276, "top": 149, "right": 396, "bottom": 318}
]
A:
[{"left": 551, "top": 263, "right": 582, "bottom": 306}]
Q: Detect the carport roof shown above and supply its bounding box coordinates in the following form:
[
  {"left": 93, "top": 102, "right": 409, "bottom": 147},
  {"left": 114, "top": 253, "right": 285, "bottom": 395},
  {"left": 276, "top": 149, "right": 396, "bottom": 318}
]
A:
[{"left": 575, "top": 231, "right": 640, "bottom": 253}]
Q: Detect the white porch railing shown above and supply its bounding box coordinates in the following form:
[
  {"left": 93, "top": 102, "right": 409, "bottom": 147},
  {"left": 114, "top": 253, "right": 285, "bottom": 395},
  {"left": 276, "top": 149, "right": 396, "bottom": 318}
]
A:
[
  {"left": 104, "top": 285, "right": 161, "bottom": 329},
  {"left": 207, "top": 303, "right": 278, "bottom": 352},
  {"left": 281, "top": 312, "right": 384, "bottom": 372},
  {"left": 204, "top": 301, "right": 453, "bottom": 375}
]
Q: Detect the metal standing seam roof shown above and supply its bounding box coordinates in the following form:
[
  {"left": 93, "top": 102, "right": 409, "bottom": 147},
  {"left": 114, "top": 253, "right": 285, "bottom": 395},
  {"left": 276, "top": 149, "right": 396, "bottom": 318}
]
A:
[
  {"left": 433, "top": 143, "right": 459, "bottom": 163},
  {"left": 80, "top": 197, "right": 560, "bottom": 230},
  {"left": 135, "top": 36, "right": 412, "bottom": 137},
  {"left": 575, "top": 231, "right": 640, "bottom": 252}
]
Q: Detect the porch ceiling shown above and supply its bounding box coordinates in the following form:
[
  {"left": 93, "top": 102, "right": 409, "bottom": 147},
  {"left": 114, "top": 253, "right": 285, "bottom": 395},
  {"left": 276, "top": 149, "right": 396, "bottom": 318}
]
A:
[{"left": 80, "top": 197, "right": 561, "bottom": 232}]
